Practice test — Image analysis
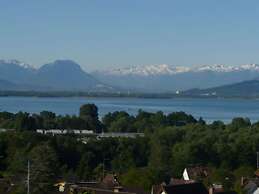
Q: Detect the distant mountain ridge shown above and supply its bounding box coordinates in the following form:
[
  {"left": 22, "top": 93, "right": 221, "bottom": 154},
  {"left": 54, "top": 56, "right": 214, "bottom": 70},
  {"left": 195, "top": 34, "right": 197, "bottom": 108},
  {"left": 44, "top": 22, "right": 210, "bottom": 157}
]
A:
[
  {"left": 34, "top": 60, "right": 102, "bottom": 90},
  {"left": 93, "top": 64, "right": 259, "bottom": 92},
  {"left": 96, "top": 63, "right": 259, "bottom": 76},
  {"left": 183, "top": 79, "right": 259, "bottom": 97},
  {"left": 1, "top": 59, "right": 259, "bottom": 93},
  {"left": 0, "top": 59, "right": 35, "bottom": 70},
  {"left": 0, "top": 59, "right": 113, "bottom": 92}
]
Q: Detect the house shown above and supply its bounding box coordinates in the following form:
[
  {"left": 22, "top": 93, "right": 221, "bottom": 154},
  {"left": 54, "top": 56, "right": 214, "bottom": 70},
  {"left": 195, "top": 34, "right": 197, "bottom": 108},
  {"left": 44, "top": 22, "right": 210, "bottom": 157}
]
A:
[
  {"left": 168, "top": 178, "right": 196, "bottom": 186},
  {"left": 208, "top": 184, "right": 236, "bottom": 194},
  {"left": 151, "top": 181, "right": 208, "bottom": 194},
  {"left": 209, "top": 184, "right": 224, "bottom": 194},
  {"left": 243, "top": 181, "right": 259, "bottom": 194},
  {"left": 181, "top": 166, "right": 236, "bottom": 194},
  {"left": 183, "top": 166, "right": 210, "bottom": 181},
  {"left": 242, "top": 177, "right": 259, "bottom": 194},
  {"left": 239, "top": 169, "right": 259, "bottom": 194},
  {"left": 68, "top": 174, "right": 147, "bottom": 194}
]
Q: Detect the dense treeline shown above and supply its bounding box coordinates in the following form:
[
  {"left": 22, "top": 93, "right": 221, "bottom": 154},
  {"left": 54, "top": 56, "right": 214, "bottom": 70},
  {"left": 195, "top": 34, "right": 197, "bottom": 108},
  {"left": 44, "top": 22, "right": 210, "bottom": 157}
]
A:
[
  {"left": 0, "top": 104, "right": 203, "bottom": 133},
  {"left": 0, "top": 104, "right": 102, "bottom": 133},
  {"left": 0, "top": 104, "right": 258, "bottom": 194}
]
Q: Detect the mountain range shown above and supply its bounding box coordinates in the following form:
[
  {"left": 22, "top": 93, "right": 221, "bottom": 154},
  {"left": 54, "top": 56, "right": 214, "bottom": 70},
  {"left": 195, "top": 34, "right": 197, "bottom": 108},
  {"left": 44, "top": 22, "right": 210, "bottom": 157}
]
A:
[
  {"left": 0, "top": 60, "right": 113, "bottom": 92},
  {"left": 183, "top": 79, "right": 259, "bottom": 97},
  {"left": 1, "top": 59, "right": 259, "bottom": 94},
  {"left": 93, "top": 64, "right": 259, "bottom": 92}
]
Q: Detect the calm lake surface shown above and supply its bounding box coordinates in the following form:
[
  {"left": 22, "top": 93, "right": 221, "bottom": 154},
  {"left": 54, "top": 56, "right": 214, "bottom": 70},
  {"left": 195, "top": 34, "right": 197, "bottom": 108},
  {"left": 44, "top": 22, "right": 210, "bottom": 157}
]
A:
[{"left": 0, "top": 97, "right": 259, "bottom": 123}]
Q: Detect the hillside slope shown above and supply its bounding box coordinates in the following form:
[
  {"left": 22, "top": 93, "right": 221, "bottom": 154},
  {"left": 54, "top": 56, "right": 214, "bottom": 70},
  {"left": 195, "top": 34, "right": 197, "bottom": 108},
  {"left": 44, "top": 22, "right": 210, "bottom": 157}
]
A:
[{"left": 183, "top": 80, "right": 259, "bottom": 97}]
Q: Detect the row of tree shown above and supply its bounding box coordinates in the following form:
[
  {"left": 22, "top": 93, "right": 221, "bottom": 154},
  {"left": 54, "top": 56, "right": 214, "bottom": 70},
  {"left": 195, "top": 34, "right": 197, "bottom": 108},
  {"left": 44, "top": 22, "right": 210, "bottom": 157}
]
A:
[
  {"left": 0, "top": 104, "right": 203, "bottom": 133},
  {"left": 0, "top": 104, "right": 102, "bottom": 132}
]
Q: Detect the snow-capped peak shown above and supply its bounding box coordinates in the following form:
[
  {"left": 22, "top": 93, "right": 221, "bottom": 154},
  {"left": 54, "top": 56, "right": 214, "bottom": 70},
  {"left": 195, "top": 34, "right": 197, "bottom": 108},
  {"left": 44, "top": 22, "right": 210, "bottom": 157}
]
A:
[
  {"left": 196, "top": 64, "right": 259, "bottom": 72},
  {"left": 195, "top": 64, "right": 239, "bottom": 72},
  {"left": 97, "top": 63, "right": 259, "bottom": 76},
  {"left": 240, "top": 64, "right": 259, "bottom": 70},
  {"left": 99, "top": 64, "right": 191, "bottom": 76}
]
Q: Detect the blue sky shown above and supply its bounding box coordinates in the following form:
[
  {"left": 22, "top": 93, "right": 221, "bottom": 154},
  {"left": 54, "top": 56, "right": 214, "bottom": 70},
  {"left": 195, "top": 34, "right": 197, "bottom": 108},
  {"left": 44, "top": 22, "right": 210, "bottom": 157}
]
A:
[{"left": 0, "top": 0, "right": 259, "bottom": 71}]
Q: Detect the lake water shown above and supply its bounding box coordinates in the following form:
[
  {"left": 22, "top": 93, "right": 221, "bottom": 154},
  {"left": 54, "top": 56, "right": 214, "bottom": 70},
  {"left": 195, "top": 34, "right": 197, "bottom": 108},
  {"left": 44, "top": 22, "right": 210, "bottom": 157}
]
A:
[{"left": 0, "top": 97, "right": 259, "bottom": 123}]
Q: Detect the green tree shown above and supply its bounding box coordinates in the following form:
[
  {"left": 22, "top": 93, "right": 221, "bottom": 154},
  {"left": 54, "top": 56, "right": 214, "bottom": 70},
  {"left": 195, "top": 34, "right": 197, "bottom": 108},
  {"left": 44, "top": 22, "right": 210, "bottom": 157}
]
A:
[
  {"left": 120, "top": 168, "right": 154, "bottom": 191},
  {"left": 80, "top": 104, "right": 98, "bottom": 119},
  {"left": 210, "top": 168, "right": 235, "bottom": 191},
  {"left": 76, "top": 152, "right": 95, "bottom": 180},
  {"left": 229, "top": 117, "right": 251, "bottom": 131},
  {"left": 40, "top": 111, "right": 57, "bottom": 129},
  {"left": 14, "top": 112, "right": 36, "bottom": 131},
  {"left": 80, "top": 104, "right": 101, "bottom": 133},
  {"left": 167, "top": 112, "right": 197, "bottom": 126},
  {"left": 29, "top": 143, "right": 59, "bottom": 194},
  {"left": 102, "top": 111, "right": 127, "bottom": 126}
]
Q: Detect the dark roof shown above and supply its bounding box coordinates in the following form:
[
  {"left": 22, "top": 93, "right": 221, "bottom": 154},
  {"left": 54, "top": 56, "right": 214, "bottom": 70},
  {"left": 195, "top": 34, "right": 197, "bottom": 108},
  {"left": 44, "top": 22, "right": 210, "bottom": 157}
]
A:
[
  {"left": 210, "top": 185, "right": 237, "bottom": 194},
  {"left": 122, "top": 186, "right": 148, "bottom": 194},
  {"left": 163, "top": 182, "right": 208, "bottom": 194},
  {"left": 71, "top": 185, "right": 137, "bottom": 194},
  {"left": 169, "top": 178, "right": 196, "bottom": 186},
  {"left": 69, "top": 174, "right": 147, "bottom": 194},
  {"left": 185, "top": 166, "right": 210, "bottom": 180},
  {"left": 214, "top": 191, "right": 237, "bottom": 194},
  {"left": 76, "top": 174, "right": 120, "bottom": 189},
  {"left": 101, "top": 174, "right": 120, "bottom": 189},
  {"left": 243, "top": 181, "right": 258, "bottom": 194}
]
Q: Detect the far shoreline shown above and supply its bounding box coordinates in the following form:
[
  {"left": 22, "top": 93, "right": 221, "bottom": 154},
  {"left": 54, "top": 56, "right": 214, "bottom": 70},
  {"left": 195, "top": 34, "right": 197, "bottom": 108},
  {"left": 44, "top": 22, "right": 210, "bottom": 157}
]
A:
[{"left": 0, "top": 90, "right": 259, "bottom": 100}]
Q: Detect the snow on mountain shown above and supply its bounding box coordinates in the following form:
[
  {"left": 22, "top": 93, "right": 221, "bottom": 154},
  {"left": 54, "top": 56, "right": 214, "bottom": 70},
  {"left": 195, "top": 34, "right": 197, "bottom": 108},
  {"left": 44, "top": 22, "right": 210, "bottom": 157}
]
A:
[
  {"left": 92, "top": 63, "right": 259, "bottom": 92},
  {"left": 195, "top": 64, "right": 238, "bottom": 73},
  {"left": 1, "top": 58, "right": 259, "bottom": 93},
  {"left": 0, "top": 59, "right": 35, "bottom": 70},
  {"left": 98, "top": 64, "right": 190, "bottom": 76},
  {"left": 195, "top": 64, "right": 259, "bottom": 73},
  {"left": 102, "top": 64, "right": 191, "bottom": 76},
  {"left": 0, "top": 59, "right": 115, "bottom": 92},
  {"left": 97, "top": 63, "right": 259, "bottom": 76},
  {"left": 240, "top": 64, "right": 259, "bottom": 71}
]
